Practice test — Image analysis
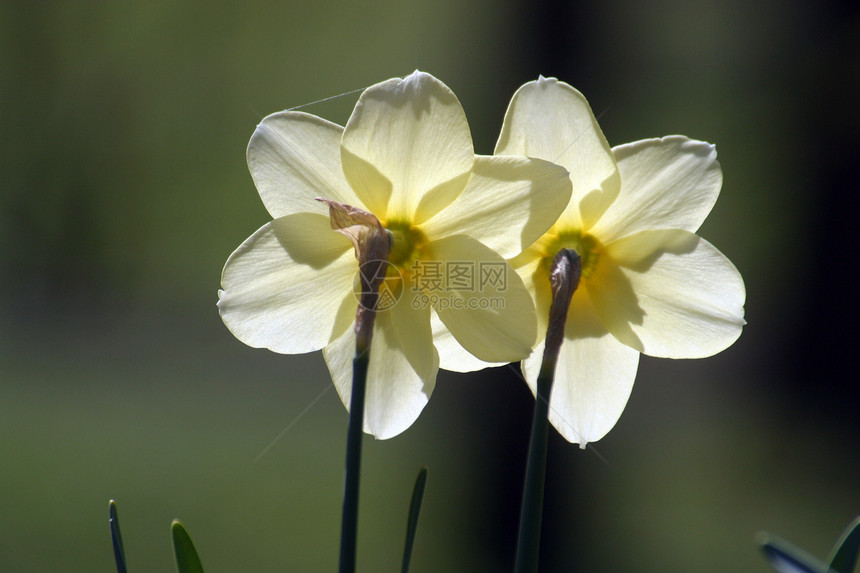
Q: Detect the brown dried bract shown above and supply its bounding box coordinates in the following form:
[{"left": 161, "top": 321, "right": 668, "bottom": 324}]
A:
[{"left": 316, "top": 198, "right": 391, "bottom": 351}]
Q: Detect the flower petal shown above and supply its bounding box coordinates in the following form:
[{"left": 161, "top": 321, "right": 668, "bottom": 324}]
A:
[
  {"left": 340, "top": 71, "right": 474, "bottom": 223},
  {"left": 431, "top": 311, "right": 497, "bottom": 372},
  {"left": 522, "top": 288, "right": 640, "bottom": 446},
  {"left": 218, "top": 213, "right": 357, "bottom": 354},
  {"left": 495, "top": 76, "right": 620, "bottom": 231},
  {"left": 590, "top": 136, "right": 722, "bottom": 243},
  {"left": 421, "top": 155, "right": 572, "bottom": 259},
  {"left": 247, "top": 111, "right": 364, "bottom": 218},
  {"left": 425, "top": 235, "right": 537, "bottom": 363},
  {"left": 323, "top": 287, "right": 438, "bottom": 439},
  {"left": 510, "top": 243, "right": 554, "bottom": 348},
  {"left": 591, "top": 229, "right": 746, "bottom": 358}
]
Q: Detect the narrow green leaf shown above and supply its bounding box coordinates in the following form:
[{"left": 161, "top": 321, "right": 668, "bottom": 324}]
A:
[
  {"left": 401, "top": 466, "right": 428, "bottom": 573},
  {"left": 827, "top": 517, "right": 860, "bottom": 573},
  {"left": 109, "top": 500, "right": 128, "bottom": 573},
  {"left": 171, "top": 520, "right": 205, "bottom": 573},
  {"left": 758, "top": 532, "right": 830, "bottom": 573}
]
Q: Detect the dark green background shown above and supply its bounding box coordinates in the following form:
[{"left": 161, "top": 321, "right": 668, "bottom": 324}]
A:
[{"left": 2, "top": 1, "right": 858, "bottom": 571}]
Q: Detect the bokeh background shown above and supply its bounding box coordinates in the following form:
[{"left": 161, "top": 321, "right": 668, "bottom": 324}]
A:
[{"left": 2, "top": 1, "right": 859, "bottom": 571}]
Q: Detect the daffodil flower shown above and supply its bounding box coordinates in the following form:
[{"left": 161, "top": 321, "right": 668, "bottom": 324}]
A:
[
  {"left": 448, "top": 76, "right": 746, "bottom": 446},
  {"left": 218, "top": 71, "right": 572, "bottom": 439}
]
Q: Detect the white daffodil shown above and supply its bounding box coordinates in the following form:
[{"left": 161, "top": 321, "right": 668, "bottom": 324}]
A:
[
  {"left": 445, "top": 76, "right": 746, "bottom": 447},
  {"left": 218, "top": 71, "right": 571, "bottom": 439}
]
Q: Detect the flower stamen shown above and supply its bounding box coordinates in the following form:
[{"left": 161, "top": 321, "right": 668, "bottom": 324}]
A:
[
  {"left": 538, "top": 228, "right": 601, "bottom": 280},
  {"left": 384, "top": 220, "right": 427, "bottom": 274}
]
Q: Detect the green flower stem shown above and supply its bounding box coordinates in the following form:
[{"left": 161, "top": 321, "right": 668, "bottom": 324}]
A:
[
  {"left": 340, "top": 341, "right": 369, "bottom": 573},
  {"left": 338, "top": 223, "right": 390, "bottom": 573},
  {"left": 515, "top": 249, "right": 581, "bottom": 573}
]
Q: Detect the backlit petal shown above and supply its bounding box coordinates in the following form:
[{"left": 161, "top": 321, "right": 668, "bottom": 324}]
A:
[
  {"left": 323, "top": 288, "right": 438, "bottom": 439},
  {"left": 341, "top": 71, "right": 474, "bottom": 223},
  {"left": 421, "top": 155, "right": 571, "bottom": 259},
  {"left": 426, "top": 235, "right": 537, "bottom": 363},
  {"left": 521, "top": 288, "right": 640, "bottom": 446},
  {"left": 591, "top": 136, "right": 722, "bottom": 243},
  {"left": 247, "top": 111, "right": 363, "bottom": 218},
  {"left": 495, "top": 76, "right": 620, "bottom": 231},
  {"left": 431, "top": 311, "right": 498, "bottom": 372},
  {"left": 592, "top": 229, "right": 746, "bottom": 358},
  {"left": 510, "top": 244, "right": 553, "bottom": 347},
  {"left": 218, "top": 213, "right": 357, "bottom": 353}
]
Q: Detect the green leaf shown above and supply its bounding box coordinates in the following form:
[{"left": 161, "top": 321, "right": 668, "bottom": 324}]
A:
[
  {"left": 758, "top": 532, "right": 831, "bottom": 573},
  {"left": 171, "top": 520, "right": 205, "bottom": 573},
  {"left": 401, "top": 466, "right": 428, "bottom": 573},
  {"left": 109, "top": 500, "right": 128, "bottom": 573},
  {"left": 827, "top": 517, "right": 860, "bottom": 573}
]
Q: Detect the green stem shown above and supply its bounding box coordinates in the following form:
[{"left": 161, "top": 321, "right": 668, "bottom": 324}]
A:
[
  {"left": 337, "top": 252, "right": 388, "bottom": 573},
  {"left": 339, "top": 341, "right": 370, "bottom": 573},
  {"left": 320, "top": 198, "right": 390, "bottom": 573},
  {"left": 514, "top": 249, "right": 581, "bottom": 573},
  {"left": 514, "top": 359, "right": 555, "bottom": 573}
]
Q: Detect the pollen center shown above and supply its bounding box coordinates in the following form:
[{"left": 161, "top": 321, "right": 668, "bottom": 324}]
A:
[
  {"left": 385, "top": 220, "right": 427, "bottom": 273},
  {"left": 540, "top": 228, "right": 601, "bottom": 279}
]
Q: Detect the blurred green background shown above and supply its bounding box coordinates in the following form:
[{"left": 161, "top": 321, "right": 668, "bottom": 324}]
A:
[{"left": 2, "top": 1, "right": 859, "bottom": 571}]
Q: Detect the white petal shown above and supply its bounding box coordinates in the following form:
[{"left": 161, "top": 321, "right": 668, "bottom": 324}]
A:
[
  {"left": 592, "top": 229, "right": 746, "bottom": 358},
  {"left": 425, "top": 235, "right": 537, "bottom": 363},
  {"left": 522, "top": 288, "right": 640, "bottom": 446},
  {"left": 247, "top": 111, "right": 364, "bottom": 218},
  {"left": 341, "top": 71, "right": 474, "bottom": 223},
  {"left": 218, "top": 213, "right": 357, "bottom": 354},
  {"left": 421, "top": 155, "right": 571, "bottom": 259},
  {"left": 495, "top": 76, "right": 620, "bottom": 231},
  {"left": 323, "top": 288, "right": 438, "bottom": 439},
  {"left": 590, "top": 136, "right": 722, "bottom": 243},
  {"left": 431, "top": 311, "right": 499, "bottom": 372}
]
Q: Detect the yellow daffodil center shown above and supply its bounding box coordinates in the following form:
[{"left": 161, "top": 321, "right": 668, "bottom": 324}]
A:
[
  {"left": 538, "top": 227, "right": 602, "bottom": 280},
  {"left": 384, "top": 220, "right": 427, "bottom": 278}
]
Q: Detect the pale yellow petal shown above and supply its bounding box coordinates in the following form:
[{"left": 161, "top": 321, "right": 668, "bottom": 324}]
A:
[
  {"left": 495, "top": 76, "right": 620, "bottom": 231},
  {"left": 421, "top": 155, "right": 571, "bottom": 259},
  {"left": 590, "top": 137, "right": 722, "bottom": 243},
  {"left": 521, "top": 288, "right": 640, "bottom": 446},
  {"left": 425, "top": 235, "right": 536, "bottom": 363},
  {"left": 510, "top": 246, "right": 553, "bottom": 348},
  {"left": 431, "top": 311, "right": 498, "bottom": 372},
  {"left": 340, "top": 71, "right": 474, "bottom": 223},
  {"left": 323, "top": 287, "right": 438, "bottom": 439},
  {"left": 218, "top": 213, "right": 356, "bottom": 353},
  {"left": 247, "top": 111, "right": 364, "bottom": 218},
  {"left": 387, "top": 287, "right": 438, "bottom": 386},
  {"left": 591, "top": 229, "right": 746, "bottom": 358}
]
